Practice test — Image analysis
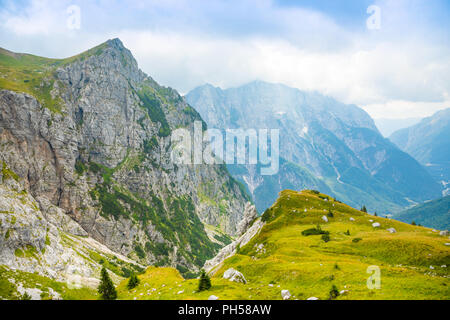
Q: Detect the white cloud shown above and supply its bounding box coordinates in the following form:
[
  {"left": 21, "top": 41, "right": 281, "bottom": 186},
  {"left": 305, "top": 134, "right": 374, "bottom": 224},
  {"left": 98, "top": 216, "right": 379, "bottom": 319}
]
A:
[
  {"left": 363, "top": 100, "right": 450, "bottom": 119},
  {"left": 118, "top": 30, "right": 450, "bottom": 107},
  {"left": 0, "top": 0, "right": 71, "bottom": 35}
]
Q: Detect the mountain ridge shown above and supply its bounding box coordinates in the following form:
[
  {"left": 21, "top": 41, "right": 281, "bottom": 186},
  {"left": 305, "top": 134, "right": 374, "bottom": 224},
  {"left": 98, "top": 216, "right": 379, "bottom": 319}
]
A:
[{"left": 186, "top": 81, "right": 442, "bottom": 214}]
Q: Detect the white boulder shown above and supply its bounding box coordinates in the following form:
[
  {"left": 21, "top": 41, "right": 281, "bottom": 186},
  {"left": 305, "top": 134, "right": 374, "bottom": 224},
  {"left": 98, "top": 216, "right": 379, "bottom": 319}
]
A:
[
  {"left": 223, "top": 268, "right": 247, "bottom": 284},
  {"left": 439, "top": 230, "right": 449, "bottom": 236},
  {"left": 307, "top": 297, "right": 319, "bottom": 300},
  {"left": 281, "top": 290, "right": 291, "bottom": 300},
  {"left": 208, "top": 295, "right": 219, "bottom": 300},
  {"left": 372, "top": 222, "right": 381, "bottom": 228},
  {"left": 349, "top": 217, "right": 355, "bottom": 221},
  {"left": 340, "top": 290, "right": 349, "bottom": 295},
  {"left": 322, "top": 215, "right": 328, "bottom": 222},
  {"left": 387, "top": 228, "right": 396, "bottom": 233}
]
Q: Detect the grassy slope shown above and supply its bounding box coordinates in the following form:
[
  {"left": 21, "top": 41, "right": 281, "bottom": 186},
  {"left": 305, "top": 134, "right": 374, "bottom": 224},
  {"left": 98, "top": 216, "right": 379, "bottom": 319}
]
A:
[
  {"left": 0, "top": 266, "right": 98, "bottom": 300},
  {"left": 117, "top": 190, "right": 450, "bottom": 300}
]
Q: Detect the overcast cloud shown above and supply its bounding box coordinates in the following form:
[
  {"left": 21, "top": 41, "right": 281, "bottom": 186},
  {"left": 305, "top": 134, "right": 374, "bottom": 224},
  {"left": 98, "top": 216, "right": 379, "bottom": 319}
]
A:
[{"left": 0, "top": 0, "right": 449, "bottom": 119}]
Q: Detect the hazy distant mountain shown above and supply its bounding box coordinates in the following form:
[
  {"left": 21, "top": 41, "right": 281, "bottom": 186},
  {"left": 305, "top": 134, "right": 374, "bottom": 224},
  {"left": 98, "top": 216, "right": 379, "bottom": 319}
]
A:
[
  {"left": 390, "top": 108, "right": 450, "bottom": 195},
  {"left": 394, "top": 196, "right": 450, "bottom": 230},
  {"left": 186, "top": 81, "right": 442, "bottom": 213},
  {"left": 374, "top": 117, "right": 422, "bottom": 137}
]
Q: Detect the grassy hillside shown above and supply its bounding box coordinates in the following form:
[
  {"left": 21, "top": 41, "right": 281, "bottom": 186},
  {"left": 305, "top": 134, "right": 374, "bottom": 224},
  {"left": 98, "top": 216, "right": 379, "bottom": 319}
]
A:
[
  {"left": 116, "top": 190, "right": 449, "bottom": 300},
  {"left": 3, "top": 189, "right": 448, "bottom": 300},
  {"left": 394, "top": 196, "right": 450, "bottom": 230}
]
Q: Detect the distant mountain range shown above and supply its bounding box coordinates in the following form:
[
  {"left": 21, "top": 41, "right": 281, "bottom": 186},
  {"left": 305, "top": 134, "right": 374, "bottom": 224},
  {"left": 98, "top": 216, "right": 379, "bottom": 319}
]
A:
[
  {"left": 186, "top": 81, "right": 442, "bottom": 214},
  {"left": 394, "top": 196, "right": 450, "bottom": 230},
  {"left": 390, "top": 108, "right": 450, "bottom": 195}
]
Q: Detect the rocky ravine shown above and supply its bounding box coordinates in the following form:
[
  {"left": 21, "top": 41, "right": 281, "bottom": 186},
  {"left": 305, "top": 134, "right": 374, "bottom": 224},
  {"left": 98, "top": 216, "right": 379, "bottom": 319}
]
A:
[{"left": 0, "top": 39, "right": 250, "bottom": 275}]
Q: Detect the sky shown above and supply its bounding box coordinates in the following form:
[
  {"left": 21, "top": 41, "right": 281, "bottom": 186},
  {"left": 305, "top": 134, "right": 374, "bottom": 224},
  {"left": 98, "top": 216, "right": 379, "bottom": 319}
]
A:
[{"left": 0, "top": 0, "right": 449, "bottom": 119}]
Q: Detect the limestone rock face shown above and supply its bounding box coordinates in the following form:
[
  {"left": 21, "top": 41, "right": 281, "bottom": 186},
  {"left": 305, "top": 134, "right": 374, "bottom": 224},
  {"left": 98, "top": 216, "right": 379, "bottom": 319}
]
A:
[
  {"left": 236, "top": 202, "right": 257, "bottom": 236},
  {"left": 0, "top": 39, "right": 249, "bottom": 272},
  {"left": 0, "top": 173, "right": 141, "bottom": 285}
]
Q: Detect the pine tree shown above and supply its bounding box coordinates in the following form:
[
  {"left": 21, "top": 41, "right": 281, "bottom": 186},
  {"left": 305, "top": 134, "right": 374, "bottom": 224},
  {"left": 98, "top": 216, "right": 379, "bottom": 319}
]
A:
[
  {"left": 127, "top": 273, "right": 140, "bottom": 290},
  {"left": 198, "top": 269, "right": 211, "bottom": 292},
  {"left": 98, "top": 267, "right": 117, "bottom": 300},
  {"left": 329, "top": 284, "right": 340, "bottom": 300},
  {"left": 411, "top": 221, "right": 417, "bottom": 226},
  {"left": 327, "top": 210, "right": 334, "bottom": 218},
  {"left": 361, "top": 205, "right": 367, "bottom": 213}
]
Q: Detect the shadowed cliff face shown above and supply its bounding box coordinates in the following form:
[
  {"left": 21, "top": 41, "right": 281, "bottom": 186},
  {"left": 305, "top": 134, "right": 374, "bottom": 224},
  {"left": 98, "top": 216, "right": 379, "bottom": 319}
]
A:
[{"left": 0, "top": 39, "right": 250, "bottom": 273}]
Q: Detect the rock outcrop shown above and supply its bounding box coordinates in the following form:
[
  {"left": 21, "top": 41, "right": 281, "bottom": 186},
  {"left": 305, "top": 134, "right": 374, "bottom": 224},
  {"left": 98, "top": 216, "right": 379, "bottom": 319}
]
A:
[
  {"left": 204, "top": 218, "right": 265, "bottom": 274},
  {"left": 0, "top": 166, "right": 142, "bottom": 286},
  {"left": 223, "top": 268, "right": 246, "bottom": 284}
]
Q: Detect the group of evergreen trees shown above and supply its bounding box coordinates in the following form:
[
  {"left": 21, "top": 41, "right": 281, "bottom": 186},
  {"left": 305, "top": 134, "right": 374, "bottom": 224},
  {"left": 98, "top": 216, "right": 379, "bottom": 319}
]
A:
[{"left": 97, "top": 267, "right": 212, "bottom": 300}]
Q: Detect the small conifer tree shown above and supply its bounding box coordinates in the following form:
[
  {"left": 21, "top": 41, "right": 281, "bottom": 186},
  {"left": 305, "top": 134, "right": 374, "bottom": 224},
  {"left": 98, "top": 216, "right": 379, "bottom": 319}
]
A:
[
  {"left": 98, "top": 267, "right": 117, "bottom": 300},
  {"left": 127, "top": 273, "right": 140, "bottom": 290},
  {"left": 329, "top": 284, "right": 340, "bottom": 300},
  {"left": 198, "top": 269, "right": 211, "bottom": 292},
  {"left": 322, "top": 233, "right": 330, "bottom": 243}
]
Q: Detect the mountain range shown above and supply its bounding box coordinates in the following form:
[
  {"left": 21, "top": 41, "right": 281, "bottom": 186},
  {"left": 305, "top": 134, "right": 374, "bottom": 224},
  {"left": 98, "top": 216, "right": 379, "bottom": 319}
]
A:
[
  {"left": 390, "top": 108, "right": 450, "bottom": 196},
  {"left": 186, "top": 82, "right": 442, "bottom": 214},
  {"left": 0, "top": 39, "right": 448, "bottom": 300}
]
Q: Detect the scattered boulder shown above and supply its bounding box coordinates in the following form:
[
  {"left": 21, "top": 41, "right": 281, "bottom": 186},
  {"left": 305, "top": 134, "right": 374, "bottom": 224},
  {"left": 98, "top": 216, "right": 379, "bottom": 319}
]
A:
[
  {"left": 339, "top": 290, "right": 349, "bottom": 295},
  {"left": 208, "top": 295, "right": 219, "bottom": 300},
  {"left": 430, "top": 266, "right": 435, "bottom": 270},
  {"left": 322, "top": 215, "right": 328, "bottom": 223},
  {"left": 369, "top": 219, "right": 373, "bottom": 222},
  {"left": 223, "top": 268, "right": 247, "bottom": 284},
  {"left": 177, "top": 290, "right": 184, "bottom": 294},
  {"left": 268, "top": 284, "right": 274, "bottom": 287},
  {"left": 441, "top": 265, "right": 447, "bottom": 268},
  {"left": 281, "top": 290, "right": 291, "bottom": 300},
  {"left": 439, "top": 230, "right": 449, "bottom": 236},
  {"left": 387, "top": 228, "right": 396, "bottom": 233},
  {"left": 445, "top": 243, "right": 450, "bottom": 246},
  {"left": 372, "top": 222, "right": 381, "bottom": 228},
  {"left": 349, "top": 217, "right": 355, "bottom": 221},
  {"left": 307, "top": 297, "right": 319, "bottom": 300}
]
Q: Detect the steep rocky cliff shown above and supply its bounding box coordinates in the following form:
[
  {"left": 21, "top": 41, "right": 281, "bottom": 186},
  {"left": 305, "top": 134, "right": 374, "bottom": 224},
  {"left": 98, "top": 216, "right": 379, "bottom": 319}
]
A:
[{"left": 0, "top": 39, "right": 250, "bottom": 275}]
